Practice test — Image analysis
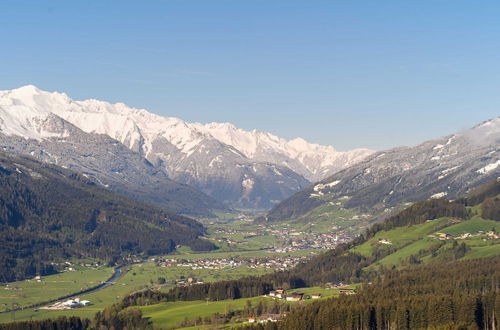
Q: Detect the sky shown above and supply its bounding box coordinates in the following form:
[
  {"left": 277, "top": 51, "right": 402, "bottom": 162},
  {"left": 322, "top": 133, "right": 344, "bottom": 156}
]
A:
[{"left": 1, "top": 1, "right": 499, "bottom": 151}]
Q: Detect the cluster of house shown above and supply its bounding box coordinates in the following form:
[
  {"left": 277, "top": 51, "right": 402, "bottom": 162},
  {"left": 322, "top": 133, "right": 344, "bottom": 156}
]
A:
[
  {"left": 174, "top": 276, "right": 204, "bottom": 287},
  {"left": 247, "top": 314, "right": 286, "bottom": 323},
  {"left": 267, "top": 289, "right": 322, "bottom": 301},
  {"left": 156, "top": 257, "right": 240, "bottom": 270},
  {"left": 213, "top": 224, "right": 353, "bottom": 252},
  {"left": 323, "top": 283, "right": 357, "bottom": 295},
  {"left": 43, "top": 298, "right": 91, "bottom": 310},
  {"left": 429, "top": 231, "right": 499, "bottom": 241},
  {"left": 269, "top": 228, "right": 352, "bottom": 251},
  {"left": 324, "top": 282, "right": 347, "bottom": 289},
  {"left": 48, "top": 260, "right": 102, "bottom": 272},
  {"left": 155, "top": 255, "right": 311, "bottom": 271},
  {"left": 212, "top": 229, "right": 262, "bottom": 246},
  {"left": 338, "top": 289, "right": 357, "bottom": 295},
  {"left": 245, "top": 256, "right": 311, "bottom": 270}
]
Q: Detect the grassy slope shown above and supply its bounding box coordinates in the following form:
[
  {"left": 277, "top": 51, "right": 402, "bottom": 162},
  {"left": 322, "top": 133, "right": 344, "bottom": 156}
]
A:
[
  {"left": 351, "top": 217, "right": 450, "bottom": 256},
  {"left": 439, "top": 217, "right": 500, "bottom": 235},
  {"left": 351, "top": 213, "right": 499, "bottom": 271},
  {"left": 0, "top": 257, "right": 275, "bottom": 324},
  {"left": 138, "top": 285, "right": 358, "bottom": 329},
  {"left": 138, "top": 297, "right": 264, "bottom": 329}
]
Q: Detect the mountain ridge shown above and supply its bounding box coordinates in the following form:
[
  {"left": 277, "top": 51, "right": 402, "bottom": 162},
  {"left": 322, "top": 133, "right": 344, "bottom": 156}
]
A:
[
  {"left": 0, "top": 106, "right": 224, "bottom": 216},
  {"left": 0, "top": 85, "right": 373, "bottom": 209},
  {"left": 266, "top": 117, "right": 500, "bottom": 222}
]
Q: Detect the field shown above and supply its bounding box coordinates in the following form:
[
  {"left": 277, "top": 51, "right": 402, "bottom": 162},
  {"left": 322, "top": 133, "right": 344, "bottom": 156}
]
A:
[
  {"left": 439, "top": 217, "right": 500, "bottom": 235},
  {"left": 351, "top": 215, "right": 500, "bottom": 271},
  {"left": 138, "top": 285, "right": 358, "bottom": 329},
  {"left": 1, "top": 208, "right": 497, "bottom": 327},
  {"left": 0, "top": 256, "right": 274, "bottom": 324},
  {"left": 0, "top": 265, "right": 114, "bottom": 311},
  {"left": 283, "top": 200, "right": 372, "bottom": 234},
  {"left": 138, "top": 297, "right": 266, "bottom": 329},
  {"left": 352, "top": 217, "right": 450, "bottom": 256}
]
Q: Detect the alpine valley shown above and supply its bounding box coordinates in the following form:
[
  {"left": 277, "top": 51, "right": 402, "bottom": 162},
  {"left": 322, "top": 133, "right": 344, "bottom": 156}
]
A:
[
  {"left": 3, "top": 3, "right": 500, "bottom": 329},
  {"left": 0, "top": 86, "right": 499, "bottom": 330}
]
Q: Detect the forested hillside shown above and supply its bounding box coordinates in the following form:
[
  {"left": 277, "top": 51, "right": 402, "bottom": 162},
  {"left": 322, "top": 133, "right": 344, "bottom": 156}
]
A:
[
  {"left": 0, "top": 152, "right": 215, "bottom": 282},
  {"left": 244, "top": 258, "right": 500, "bottom": 330}
]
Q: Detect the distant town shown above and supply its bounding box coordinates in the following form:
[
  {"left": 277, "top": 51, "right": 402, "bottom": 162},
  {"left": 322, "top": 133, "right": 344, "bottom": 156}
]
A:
[
  {"left": 155, "top": 254, "right": 312, "bottom": 272},
  {"left": 212, "top": 225, "right": 353, "bottom": 252}
]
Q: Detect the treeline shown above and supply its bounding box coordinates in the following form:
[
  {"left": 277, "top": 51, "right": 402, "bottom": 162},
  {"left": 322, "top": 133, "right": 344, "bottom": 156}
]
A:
[
  {"left": 0, "top": 152, "right": 216, "bottom": 282},
  {"left": 482, "top": 196, "right": 500, "bottom": 221},
  {"left": 457, "top": 178, "right": 500, "bottom": 206},
  {"left": 119, "top": 278, "right": 274, "bottom": 307},
  {"left": 373, "top": 198, "right": 470, "bottom": 232},
  {"left": 0, "top": 305, "right": 150, "bottom": 330},
  {"left": 365, "top": 178, "right": 500, "bottom": 239},
  {"left": 458, "top": 178, "right": 500, "bottom": 221},
  {"left": 243, "top": 257, "right": 500, "bottom": 330},
  {"left": 0, "top": 317, "right": 89, "bottom": 330}
]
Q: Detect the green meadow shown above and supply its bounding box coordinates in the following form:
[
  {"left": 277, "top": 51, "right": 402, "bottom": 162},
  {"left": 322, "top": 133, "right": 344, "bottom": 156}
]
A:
[
  {"left": 0, "top": 266, "right": 114, "bottom": 311},
  {"left": 138, "top": 285, "right": 358, "bottom": 329},
  {"left": 0, "top": 259, "right": 274, "bottom": 324}
]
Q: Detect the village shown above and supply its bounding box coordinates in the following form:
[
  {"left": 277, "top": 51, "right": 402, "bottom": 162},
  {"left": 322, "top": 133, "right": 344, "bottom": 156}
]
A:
[
  {"left": 155, "top": 254, "right": 312, "bottom": 272},
  {"left": 429, "top": 230, "right": 499, "bottom": 240},
  {"left": 267, "top": 287, "right": 356, "bottom": 302},
  {"left": 42, "top": 298, "right": 92, "bottom": 310},
  {"left": 212, "top": 225, "right": 353, "bottom": 252}
]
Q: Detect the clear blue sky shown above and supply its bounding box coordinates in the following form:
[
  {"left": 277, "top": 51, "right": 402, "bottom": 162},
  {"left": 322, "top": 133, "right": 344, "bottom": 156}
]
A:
[{"left": 1, "top": 1, "right": 499, "bottom": 150}]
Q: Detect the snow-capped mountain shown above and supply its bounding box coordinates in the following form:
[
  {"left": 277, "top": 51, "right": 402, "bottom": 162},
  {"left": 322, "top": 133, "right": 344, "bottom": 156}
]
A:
[
  {"left": 267, "top": 117, "right": 500, "bottom": 221},
  {"left": 191, "top": 122, "right": 372, "bottom": 181},
  {"left": 0, "top": 85, "right": 373, "bottom": 209},
  {"left": 0, "top": 87, "right": 224, "bottom": 216}
]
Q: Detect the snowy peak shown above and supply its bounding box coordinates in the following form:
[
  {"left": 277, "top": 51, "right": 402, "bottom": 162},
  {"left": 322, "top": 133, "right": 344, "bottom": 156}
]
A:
[
  {"left": 459, "top": 117, "right": 500, "bottom": 146},
  {"left": 0, "top": 85, "right": 373, "bottom": 183},
  {"left": 0, "top": 85, "right": 375, "bottom": 209},
  {"left": 0, "top": 87, "right": 74, "bottom": 140},
  {"left": 192, "top": 121, "right": 373, "bottom": 181}
]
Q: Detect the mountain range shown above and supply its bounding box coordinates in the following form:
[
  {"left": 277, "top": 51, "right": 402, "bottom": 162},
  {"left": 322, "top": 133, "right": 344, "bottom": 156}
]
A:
[
  {"left": 0, "top": 85, "right": 373, "bottom": 210},
  {"left": 266, "top": 117, "right": 500, "bottom": 223}
]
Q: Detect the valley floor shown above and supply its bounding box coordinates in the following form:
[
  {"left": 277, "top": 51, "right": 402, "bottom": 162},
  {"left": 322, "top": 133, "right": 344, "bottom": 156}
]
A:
[{"left": 1, "top": 207, "right": 499, "bottom": 328}]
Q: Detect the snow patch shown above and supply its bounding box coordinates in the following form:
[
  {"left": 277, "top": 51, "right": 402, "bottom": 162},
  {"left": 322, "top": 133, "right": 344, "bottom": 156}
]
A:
[
  {"left": 313, "top": 180, "right": 341, "bottom": 192},
  {"left": 438, "top": 166, "right": 460, "bottom": 179},
  {"left": 0, "top": 85, "right": 374, "bottom": 184},
  {"left": 430, "top": 192, "right": 448, "bottom": 199},
  {"left": 241, "top": 178, "right": 254, "bottom": 190},
  {"left": 477, "top": 160, "right": 500, "bottom": 174}
]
